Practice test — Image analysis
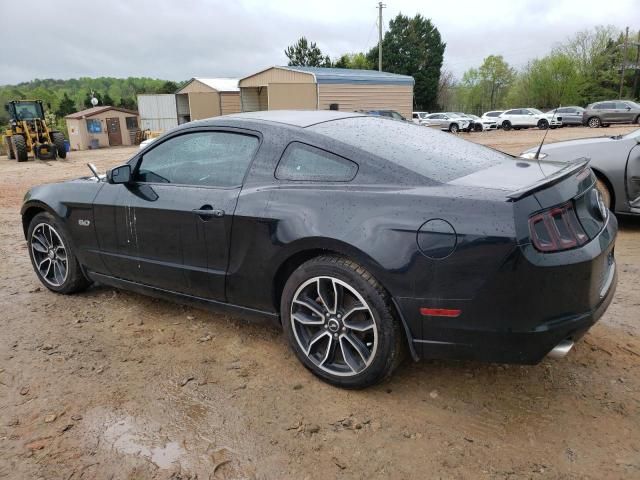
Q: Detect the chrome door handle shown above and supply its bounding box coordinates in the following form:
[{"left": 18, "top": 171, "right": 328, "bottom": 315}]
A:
[{"left": 193, "top": 206, "right": 224, "bottom": 218}]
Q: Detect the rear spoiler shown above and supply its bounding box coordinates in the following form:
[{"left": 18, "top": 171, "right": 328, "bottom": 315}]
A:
[{"left": 506, "top": 158, "right": 591, "bottom": 201}]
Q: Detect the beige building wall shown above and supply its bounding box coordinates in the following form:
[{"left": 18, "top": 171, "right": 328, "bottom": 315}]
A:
[
  {"left": 318, "top": 84, "right": 414, "bottom": 119},
  {"left": 268, "top": 83, "right": 318, "bottom": 110},
  {"left": 220, "top": 92, "right": 241, "bottom": 115},
  {"left": 178, "top": 79, "right": 217, "bottom": 94},
  {"left": 188, "top": 92, "right": 221, "bottom": 120},
  {"left": 66, "top": 110, "right": 139, "bottom": 150},
  {"left": 239, "top": 67, "right": 314, "bottom": 88}
]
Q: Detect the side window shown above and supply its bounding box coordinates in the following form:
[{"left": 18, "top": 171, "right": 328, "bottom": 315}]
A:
[
  {"left": 504, "top": 110, "right": 517, "bottom": 115},
  {"left": 275, "top": 142, "right": 358, "bottom": 182},
  {"left": 617, "top": 102, "right": 630, "bottom": 109},
  {"left": 136, "top": 131, "right": 259, "bottom": 187}
]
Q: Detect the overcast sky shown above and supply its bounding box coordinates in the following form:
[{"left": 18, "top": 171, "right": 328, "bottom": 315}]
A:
[{"left": 1, "top": 0, "right": 637, "bottom": 85}]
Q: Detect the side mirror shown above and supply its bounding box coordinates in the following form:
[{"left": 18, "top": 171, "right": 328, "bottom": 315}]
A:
[{"left": 107, "top": 164, "right": 132, "bottom": 184}]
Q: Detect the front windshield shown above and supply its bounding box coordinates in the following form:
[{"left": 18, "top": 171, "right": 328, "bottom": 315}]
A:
[
  {"left": 14, "top": 102, "right": 43, "bottom": 120},
  {"left": 418, "top": 113, "right": 428, "bottom": 119},
  {"left": 529, "top": 108, "right": 543, "bottom": 114}
]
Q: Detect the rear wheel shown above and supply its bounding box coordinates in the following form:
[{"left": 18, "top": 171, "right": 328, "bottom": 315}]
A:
[
  {"left": 538, "top": 119, "right": 549, "bottom": 129},
  {"left": 595, "top": 177, "right": 612, "bottom": 210},
  {"left": 27, "top": 212, "right": 92, "bottom": 294},
  {"left": 588, "top": 117, "right": 601, "bottom": 128},
  {"left": 502, "top": 120, "right": 512, "bottom": 131},
  {"left": 51, "top": 132, "right": 66, "bottom": 159},
  {"left": 12, "top": 135, "right": 28, "bottom": 162},
  {"left": 5, "top": 137, "right": 15, "bottom": 159},
  {"left": 281, "top": 255, "right": 404, "bottom": 389}
]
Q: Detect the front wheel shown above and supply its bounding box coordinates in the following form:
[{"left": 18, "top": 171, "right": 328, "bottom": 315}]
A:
[
  {"left": 449, "top": 123, "right": 459, "bottom": 133},
  {"left": 27, "top": 212, "right": 92, "bottom": 294},
  {"left": 473, "top": 123, "right": 483, "bottom": 132},
  {"left": 502, "top": 120, "right": 512, "bottom": 131},
  {"left": 281, "top": 256, "right": 404, "bottom": 389}
]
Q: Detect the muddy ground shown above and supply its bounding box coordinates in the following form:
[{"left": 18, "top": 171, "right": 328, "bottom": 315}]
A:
[{"left": 1, "top": 126, "right": 639, "bottom": 479}]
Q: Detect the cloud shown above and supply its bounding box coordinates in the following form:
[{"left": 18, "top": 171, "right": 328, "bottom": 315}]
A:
[{"left": 0, "top": 0, "right": 636, "bottom": 85}]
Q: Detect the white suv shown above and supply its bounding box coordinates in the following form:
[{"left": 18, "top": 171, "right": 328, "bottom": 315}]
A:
[
  {"left": 481, "top": 111, "right": 504, "bottom": 129},
  {"left": 498, "top": 108, "right": 563, "bottom": 130}
]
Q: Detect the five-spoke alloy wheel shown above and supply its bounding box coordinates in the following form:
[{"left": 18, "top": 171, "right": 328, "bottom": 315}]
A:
[
  {"left": 31, "top": 223, "right": 68, "bottom": 287},
  {"left": 282, "top": 255, "right": 404, "bottom": 389},
  {"left": 27, "top": 212, "right": 92, "bottom": 294},
  {"left": 290, "top": 276, "right": 378, "bottom": 377}
]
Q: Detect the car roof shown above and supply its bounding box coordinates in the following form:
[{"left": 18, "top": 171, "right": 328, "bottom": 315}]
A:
[{"left": 222, "top": 110, "right": 366, "bottom": 127}]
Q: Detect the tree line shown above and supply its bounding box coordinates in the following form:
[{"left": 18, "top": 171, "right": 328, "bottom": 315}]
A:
[
  {"left": 0, "top": 77, "right": 182, "bottom": 125},
  {"left": 442, "top": 25, "right": 640, "bottom": 114}
]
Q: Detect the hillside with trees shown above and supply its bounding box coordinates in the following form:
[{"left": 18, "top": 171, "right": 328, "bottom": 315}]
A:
[{"left": 0, "top": 77, "right": 182, "bottom": 126}]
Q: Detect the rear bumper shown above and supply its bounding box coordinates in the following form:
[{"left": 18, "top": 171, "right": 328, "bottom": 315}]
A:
[{"left": 395, "top": 214, "right": 618, "bottom": 364}]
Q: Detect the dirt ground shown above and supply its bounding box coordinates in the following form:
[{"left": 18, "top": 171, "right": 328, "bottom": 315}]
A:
[{"left": 1, "top": 125, "right": 639, "bottom": 479}]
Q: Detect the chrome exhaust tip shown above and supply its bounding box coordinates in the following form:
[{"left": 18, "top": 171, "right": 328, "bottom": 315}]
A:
[{"left": 547, "top": 339, "right": 574, "bottom": 359}]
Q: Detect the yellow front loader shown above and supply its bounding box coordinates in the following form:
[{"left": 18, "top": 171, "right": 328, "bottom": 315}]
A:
[{"left": 3, "top": 100, "right": 66, "bottom": 162}]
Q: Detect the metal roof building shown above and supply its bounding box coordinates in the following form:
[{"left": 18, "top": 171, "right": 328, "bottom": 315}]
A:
[
  {"left": 175, "top": 77, "right": 241, "bottom": 122},
  {"left": 239, "top": 66, "right": 414, "bottom": 118}
]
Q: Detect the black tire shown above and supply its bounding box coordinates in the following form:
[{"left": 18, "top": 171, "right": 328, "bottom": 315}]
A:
[
  {"left": 281, "top": 255, "right": 404, "bottom": 389},
  {"left": 27, "top": 212, "right": 92, "bottom": 294},
  {"left": 538, "top": 119, "right": 549, "bottom": 129},
  {"left": 473, "top": 123, "right": 483, "bottom": 132},
  {"left": 502, "top": 120, "right": 512, "bottom": 131},
  {"left": 5, "top": 136, "right": 15, "bottom": 159},
  {"left": 51, "top": 132, "right": 66, "bottom": 159},
  {"left": 12, "top": 135, "right": 28, "bottom": 162},
  {"left": 587, "top": 117, "right": 601, "bottom": 128},
  {"left": 449, "top": 123, "right": 459, "bottom": 133},
  {"left": 635, "top": 115, "right": 640, "bottom": 125}
]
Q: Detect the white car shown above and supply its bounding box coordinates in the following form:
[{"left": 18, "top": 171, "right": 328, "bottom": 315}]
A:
[
  {"left": 412, "top": 111, "right": 429, "bottom": 125},
  {"left": 422, "top": 112, "right": 472, "bottom": 133},
  {"left": 498, "top": 108, "right": 563, "bottom": 130},
  {"left": 138, "top": 137, "right": 157, "bottom": 150},
  {"left": 481, "top": 110, "right": 504, "bottom": 129}
]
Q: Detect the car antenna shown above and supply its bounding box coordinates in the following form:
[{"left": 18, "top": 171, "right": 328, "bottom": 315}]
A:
[
  {"left": 87, "top": 163, "right": 100, "bottom": 180},
  {"left": 533, "top": 104, "right": 560, "bottom": 176}
]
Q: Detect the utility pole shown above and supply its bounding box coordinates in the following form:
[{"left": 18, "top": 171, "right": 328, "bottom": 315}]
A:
[
  {"left": 377, "top": 2, "right": 386, "bottom": 71},
  {"left": 619, "top": 26, "right": 629, "bottom": 99}
]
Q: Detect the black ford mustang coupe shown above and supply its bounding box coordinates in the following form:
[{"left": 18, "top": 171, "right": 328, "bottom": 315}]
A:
[{"left": 21, "top": 111, "right": 617, "bottom": 388}]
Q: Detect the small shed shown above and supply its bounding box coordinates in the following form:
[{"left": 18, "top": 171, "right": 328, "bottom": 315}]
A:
[
  {"left": 238, "top": 66, "right": 414, "bottom": 118},
  {"left": 175, "top": 78, "right": 241, "bottom": 121},
  {"left": 65, "top": 106, "right": 140, "bottom": 151}
]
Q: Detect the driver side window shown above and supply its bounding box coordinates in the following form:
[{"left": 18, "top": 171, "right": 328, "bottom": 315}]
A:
[{"left": 136, "top": 131, "right": 259, "bottom": 187}]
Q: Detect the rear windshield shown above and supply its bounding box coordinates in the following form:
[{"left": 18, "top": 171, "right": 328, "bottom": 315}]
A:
[{"left": 309, "top": 116, "right": 508, "bottom": 183}]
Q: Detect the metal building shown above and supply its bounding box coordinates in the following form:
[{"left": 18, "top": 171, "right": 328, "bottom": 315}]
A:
[
  {"left": 137, "top": 94, "right": 178, "bottom": 132},
  {"left": 175, "top": 78, "right": 241, "bottom": 121},
  {"left": 238, "top": 67, "right": 414, "bottom": 118}
]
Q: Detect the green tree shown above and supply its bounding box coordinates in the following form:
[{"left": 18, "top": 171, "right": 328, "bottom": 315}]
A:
[
  {"left": 56, "top": 92, "right": 76, "bottom": 117},
  {"left": 367, "top": 14, "right": 445, "bottom": 110},
  {"left": 118, "top": 97, "right": 137, "bottom": 110},
  {"left": 102, "top": 93, "right": 114, "bottom": 106},
  {"left": 285, "top": 37, "right": 332, "bottom": 67},
  {"left": 334, "top": 52, "right": 373, "bottom": 70},
  {"left": 159, "top": 81, "right": 179, "bottom": 93},
  {"left": 478, "top": 55, "right": 515, "bottom": 109}
]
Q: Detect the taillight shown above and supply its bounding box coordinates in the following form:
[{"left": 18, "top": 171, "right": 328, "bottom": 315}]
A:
[{"left": 529, "top": 202, "right": 588, "bottom": 252}]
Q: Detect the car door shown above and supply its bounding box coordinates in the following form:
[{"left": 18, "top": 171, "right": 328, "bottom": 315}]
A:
[
  {"left": 424, "top": 114, "right": 444, "bottom": 127},
  {"left": 92, "top": 129, "right": 260, "bottom": 301},
  {"left": 616, "top": 102, "right": 634, "bottom": 123},
  {"left": 597, "top": 102, "right": 616, "bottom": 123}
]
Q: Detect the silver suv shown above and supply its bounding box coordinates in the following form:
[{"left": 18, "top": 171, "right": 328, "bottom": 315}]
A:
[{"left": 583, "top": 100, "right": 640, "bottom": 128}]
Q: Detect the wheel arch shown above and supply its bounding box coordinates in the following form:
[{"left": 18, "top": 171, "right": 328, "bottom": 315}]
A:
[
  {"left": 271, "top": 239, "right": 418, "bottom": 361},
  {"left": 21, "top": 201, "right": 66, "bottom": 239},
  {"left": 590, "top": 168, "right": 616, "bottom": 211}
]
